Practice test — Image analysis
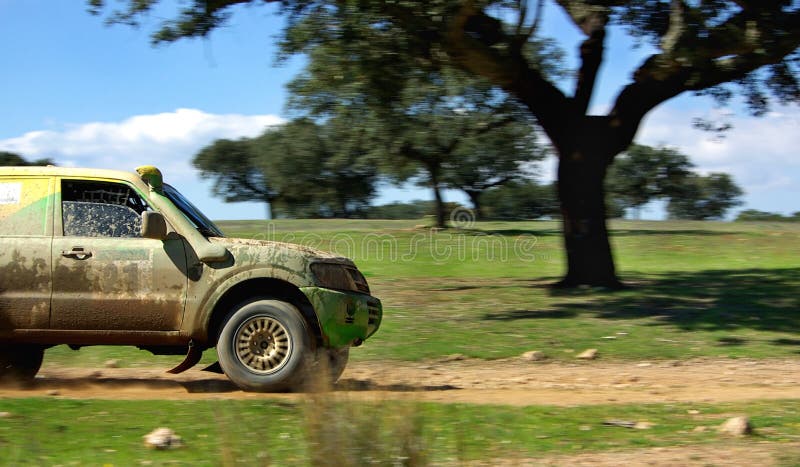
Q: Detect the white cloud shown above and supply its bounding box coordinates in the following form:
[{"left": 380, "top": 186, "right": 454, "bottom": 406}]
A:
[
  {"left": 0, "top": 108, "right": 284, "bottom": 180},
  {"left": 636, "top": 103, "right": 800, "bottom": 214}
]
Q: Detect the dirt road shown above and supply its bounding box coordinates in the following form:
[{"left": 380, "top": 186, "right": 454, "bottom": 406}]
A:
[{"left": 1, "top": 357, "right": 797, "bottom": 406}]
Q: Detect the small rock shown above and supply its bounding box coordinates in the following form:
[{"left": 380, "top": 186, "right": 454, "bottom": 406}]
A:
[
  {"left": 601, "top": 336, "right": 617, "bottom": 339},
  {"left": 104, "top": 359, "right": 120, "bottom": 368},
  {"left": 144, "top": 427, "right": 183, "bottom": 450},
  {"left": 441, "top": 353, "right": 466, "bottom": 362},
  {"left": 0, "top": 412, "right": 11, "bottom": 418},
  {"left": 603, "top": 420, "right": 636, "bottom": 428},
  {"left": 521, "top": 351, "right": 546, "bottom": 362},
  {"left": 636, "top": 362, "right": 652, "bottom": 367},
  {"left": 718, "top": 416, "right": 753, "bottom": 436},
  {"left": 577, "top": 349, "right": 598, "bottom": 360},
  {"left": 46, "top": 390, "right": 60, "bottom": 396},
  {"left": 634, "top": 421, "right": 655, "bottom": 430},
  {"left": 688, "top": 410, "right": 701, "bottom": 415}
]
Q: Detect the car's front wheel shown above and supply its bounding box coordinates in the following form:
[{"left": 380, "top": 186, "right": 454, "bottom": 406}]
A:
[
  {"left": 0, "top": 345, "right": 44, "bottom": 384},
  {"left": 217, "top": 299, "right": 312, "bottom": 392}
]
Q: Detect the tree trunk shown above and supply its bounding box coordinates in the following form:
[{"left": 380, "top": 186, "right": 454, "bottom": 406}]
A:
[
  {"left": 430, "top": 169, "right": 447, "bottom": 228},
  {"left": 555, "top": 117, "right": 624, "bottom": 289},
  {"left": 264, "top": 199, "right": 272, "bottom": 221},
  {"left": 466, "top": 190, "right": 483, "bottom": 219}
]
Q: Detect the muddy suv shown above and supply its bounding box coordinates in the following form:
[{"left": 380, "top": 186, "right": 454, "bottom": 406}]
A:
[{"left": 0, "top": 165, "right": 381, "bottom": 391}]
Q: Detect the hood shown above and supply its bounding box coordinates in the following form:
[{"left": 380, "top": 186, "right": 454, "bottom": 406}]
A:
[{"left": 209, "top": 237, "right": 350, "bottom": 263}]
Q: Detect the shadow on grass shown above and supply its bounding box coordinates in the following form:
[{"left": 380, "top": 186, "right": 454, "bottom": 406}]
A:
[{"left": 484, "top": 267, "right": 800, "bottom": 337}]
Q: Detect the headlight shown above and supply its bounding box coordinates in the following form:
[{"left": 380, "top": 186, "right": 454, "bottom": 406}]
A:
[{"left": 311, "top": 263, "right": 370, "bottom": 294}]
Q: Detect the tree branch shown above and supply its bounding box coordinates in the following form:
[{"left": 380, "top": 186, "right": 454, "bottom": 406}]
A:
[
  {"left": 660, "top": 0, "right": 688, "bottom": 53},
  {"left": 479, "top": 175, "right": 514, "bottom": 191},
  {"left": 608, "top": 6, "right": 800, "bottom": 154},
  {"left": 514, "top": 0, "right": 544, "bottom": 44},
  {"left": 573, "top": 17, "right": 607, "bottom": 114},
  {"left": 443, "top": 3, "right": 570, "bottom": 146},
  {"left": 554, "top": 0, "right": 617, "bottom": 35}
]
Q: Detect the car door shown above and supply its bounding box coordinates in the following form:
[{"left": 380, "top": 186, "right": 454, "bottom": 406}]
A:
[
  {"left": 0, "top": 175, "right": 54, "bottom": 331},
  {"left": 50, "top": 178, "right": 189, "bottom": 331}
]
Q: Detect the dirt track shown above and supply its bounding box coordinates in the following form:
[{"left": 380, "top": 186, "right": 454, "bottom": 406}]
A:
[{"left": 1, "top": 357, "right": 798, "bottom": 406}]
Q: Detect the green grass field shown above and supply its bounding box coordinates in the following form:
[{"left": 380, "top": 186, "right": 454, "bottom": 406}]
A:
[
  {"left": 45, "top": 218, "right": 800, "bottom": 366},
  {"left": 2, "top": 398, "right": 800, "bottom": 465}
]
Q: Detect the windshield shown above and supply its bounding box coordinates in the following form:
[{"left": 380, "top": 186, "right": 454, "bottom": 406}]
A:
[{"left": 163, "top": 183, "right": 225, "bottom": 238}]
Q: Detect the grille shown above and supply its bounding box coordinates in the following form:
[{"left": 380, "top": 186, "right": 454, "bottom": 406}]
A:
[{"left": 367, "top": 299, "right": 381, "bottom": 334}]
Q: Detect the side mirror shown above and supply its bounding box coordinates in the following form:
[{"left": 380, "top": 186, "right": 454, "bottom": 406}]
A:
[{"left": 142, "top": 211, "right": 168, "bottom": 240}]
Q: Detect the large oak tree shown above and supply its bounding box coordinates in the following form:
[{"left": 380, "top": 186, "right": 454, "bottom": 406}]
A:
[{"left": 91, "top": 0, "right": 800, "bottom": 287}]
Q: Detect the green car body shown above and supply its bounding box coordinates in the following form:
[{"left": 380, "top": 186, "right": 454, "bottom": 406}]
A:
[{"left": 0, "top": 165, "right": 381, "bottom": 391}]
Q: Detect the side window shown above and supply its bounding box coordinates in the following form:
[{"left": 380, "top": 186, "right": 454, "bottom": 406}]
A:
[
  {"left": 0, "top": 177, "right": 52, "bottom": 237},
  {"left": 61, "top": 180, "right": 150, "bottom": 238}
]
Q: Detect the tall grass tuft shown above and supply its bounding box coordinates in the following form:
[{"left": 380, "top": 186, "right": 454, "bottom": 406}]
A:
[{"left": 302, "top": 363, "right": 428, "bottom": 466}]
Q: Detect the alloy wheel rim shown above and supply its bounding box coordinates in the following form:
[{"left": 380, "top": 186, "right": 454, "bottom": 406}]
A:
[{"left": 234, "top": 315, "right": 292, "bottom": 374}]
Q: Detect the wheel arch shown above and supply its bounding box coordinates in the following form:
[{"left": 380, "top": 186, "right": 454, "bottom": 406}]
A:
[{"left": 203, "top": 278, "right": 322, "bottom": 349}]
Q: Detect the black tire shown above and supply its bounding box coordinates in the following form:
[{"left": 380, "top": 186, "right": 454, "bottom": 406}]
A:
[
  {"left": 0, "top": 345, "right": 44, "bottom": 384},
  {"left": 321, "top": 347, "right": 350, "bottom": 385},
  {"left": 217, "top": 299, "right": 312, "bottom": 392}
]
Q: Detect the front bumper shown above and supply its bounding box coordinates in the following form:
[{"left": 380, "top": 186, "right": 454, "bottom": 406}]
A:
[{"left": 300, "top": 287, "right": 382, "bottom": 348}]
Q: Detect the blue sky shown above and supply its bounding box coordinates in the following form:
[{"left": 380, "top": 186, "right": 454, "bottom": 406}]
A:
[{"left": 1, "top": 0, "right": 798, "bottom": 220}]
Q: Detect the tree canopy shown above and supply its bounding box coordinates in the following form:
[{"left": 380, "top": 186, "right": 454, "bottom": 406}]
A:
[
  {"left": 605, "top": 144, "right": 744, "bottom": 220},
  {"left": 736, "top": 209, "right": 800, "bottom": 222},
  {"left": 0, "top": 151, "right": 54, "bottom": 167},
  {"left": 606, "top": 144, "right": 694, "bottom": 218},
  {"left": 279, "top": 2, "right": 548, "bottom": 227},
  {"left": 667, "top": 172, "right": 744, "bottom": 220},
  {"left": 193, "top": 119, "right": 378, "bottom": 218}
]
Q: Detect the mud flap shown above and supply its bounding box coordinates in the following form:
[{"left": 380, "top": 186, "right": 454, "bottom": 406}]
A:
[
  {"left": 201, "top": 362, "right": 223, "bottom": 374},
  {"left": 166, "top": 343, "right": 203, "bottom": 374}
]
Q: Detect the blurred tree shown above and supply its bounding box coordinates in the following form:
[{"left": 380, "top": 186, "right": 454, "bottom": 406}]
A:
[
  {"left": 482, "top": 180, "right": 559, "bottom": 220},
  {"left": 443, "top": 120, "right": 545, "bottom": 219},
  {"left": 605, "top": 194, "right": 627, "bottom": 220},
  {"left": 90, "top": 0, "right": 800, "bottom": 287},
  {"left": 193, "top": 119, "right": 377, "bottom": 218},
  {"left": 606, "top": 144, "right": 693, "bottom": 219},
  {"left": 281, "top": 4, "right": 547, "bottom": 227},
  {"left": 735, "top": 209, "right": 793, "bottom": 222},
  {"left": 252, "top": 118, "right": 378, "bottom": 218},
  {"left": 667, "top": 173, "right": 744, "bottom": 220},
  {"left": 0, "top": 151, "right": 54, "bottom": 166},
  {"left": 193, "top": 138, "right": 276, "bottom": 219}
]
